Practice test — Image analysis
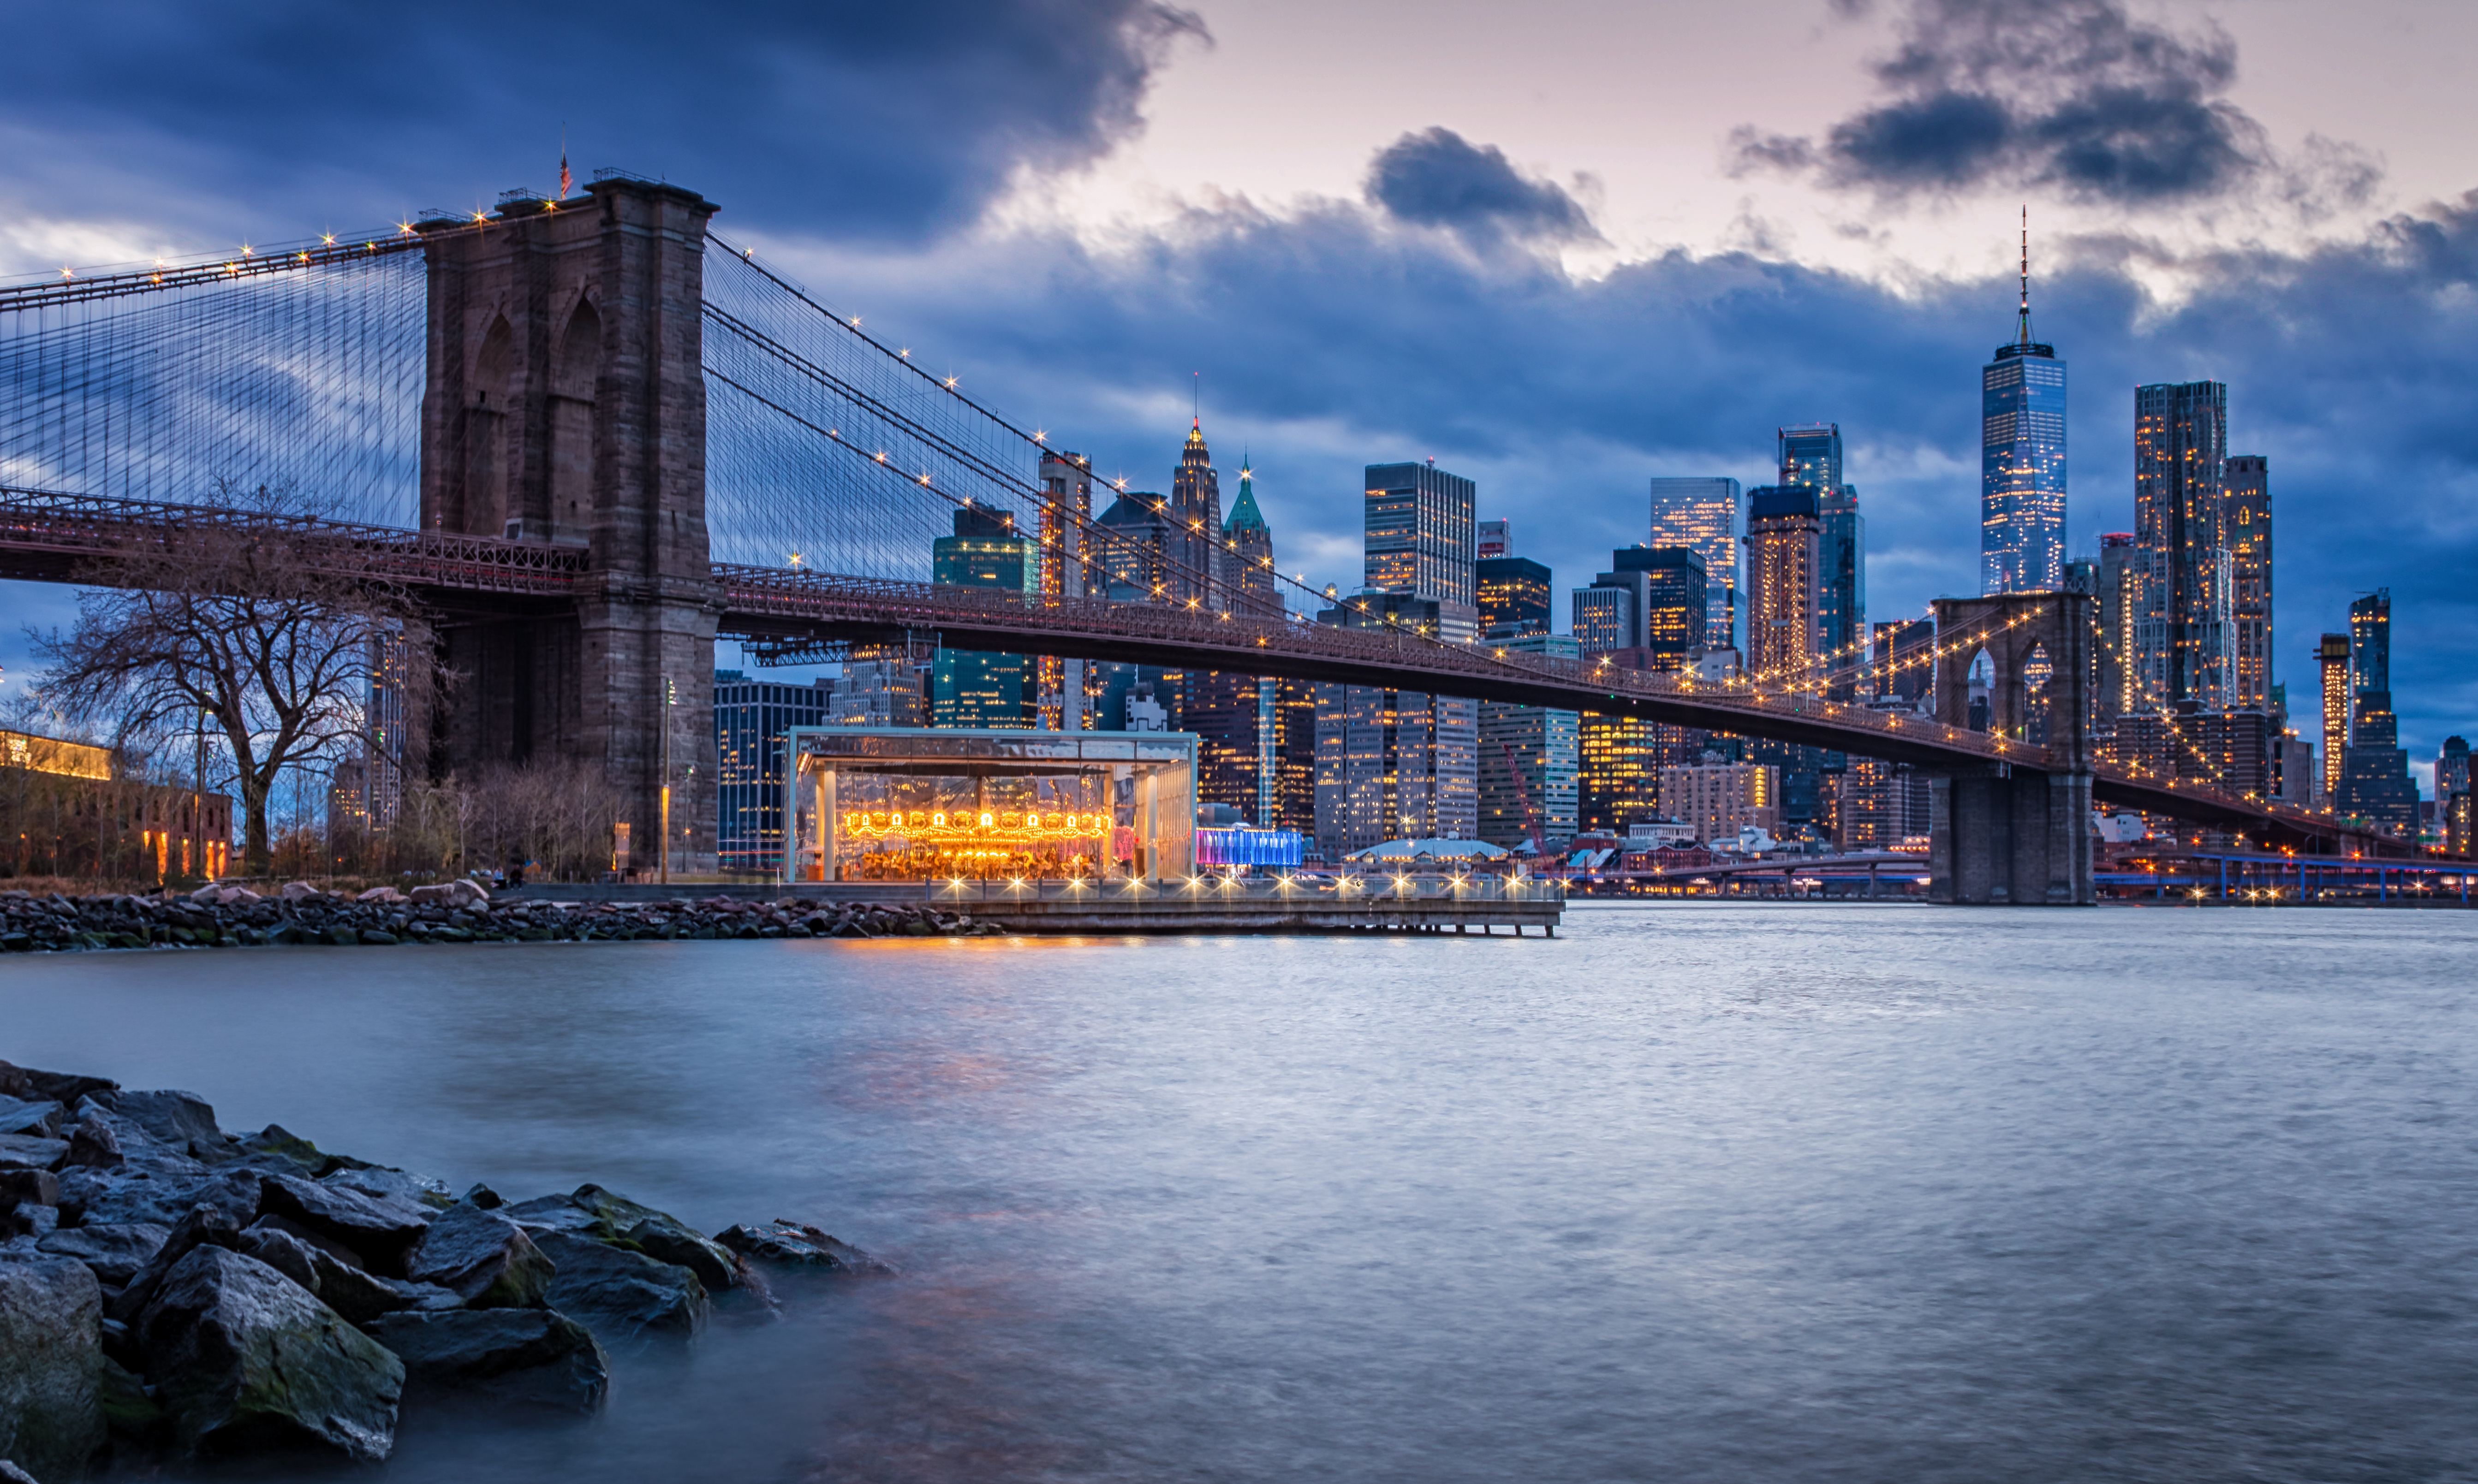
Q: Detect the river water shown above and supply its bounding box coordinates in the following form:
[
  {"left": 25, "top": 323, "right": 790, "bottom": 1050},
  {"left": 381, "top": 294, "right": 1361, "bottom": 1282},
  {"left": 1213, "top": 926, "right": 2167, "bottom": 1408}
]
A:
[{"left": 6, "top": 902, "right": 2476, "bottom": 1483}]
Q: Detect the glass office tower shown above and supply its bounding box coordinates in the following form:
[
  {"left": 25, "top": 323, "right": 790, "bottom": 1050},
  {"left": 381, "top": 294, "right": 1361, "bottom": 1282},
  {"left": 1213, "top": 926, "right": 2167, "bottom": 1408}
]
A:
[
  {"left": 1981, "top": 230, "right": 2067, "bottom": 594},
  {"left": 1649, "top": 476, "right": 1742, "bottom": 653}
]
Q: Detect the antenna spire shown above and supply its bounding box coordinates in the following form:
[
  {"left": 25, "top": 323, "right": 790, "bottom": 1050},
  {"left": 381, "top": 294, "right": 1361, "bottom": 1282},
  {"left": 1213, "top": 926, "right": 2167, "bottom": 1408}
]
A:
[{"left": 2016, "top": 204, "right": 2032, "bottom": 348}]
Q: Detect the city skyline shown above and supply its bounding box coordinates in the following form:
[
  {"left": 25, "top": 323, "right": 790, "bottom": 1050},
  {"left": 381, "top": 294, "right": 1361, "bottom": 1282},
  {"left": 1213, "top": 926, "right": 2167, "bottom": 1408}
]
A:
[{"left": 0, "top": 0, "right": 2473, "bottom": 794}]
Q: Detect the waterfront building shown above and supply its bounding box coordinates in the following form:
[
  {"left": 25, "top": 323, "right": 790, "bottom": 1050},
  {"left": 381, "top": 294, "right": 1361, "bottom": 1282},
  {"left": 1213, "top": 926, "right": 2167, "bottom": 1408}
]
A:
[
  {"left": 2095, "top": 534, "right": 2140, "bottom": 726},
  {"left": 1478, "top": 557, "right": 1554, "bottom": 638},
  {"left": 1578, "top": 713, "right": 1663, "bottom": 837},
  {"left": 930, "top": 503, "right": 1038, "bottom": 728},
  {"left": 0, "top": 726, "right": 231, "bottom": 880},
  {"left": 1658, "top": 762, "right": 1780, "bottom": 848},
  {"left": 1835, "top": 755, "right": 1904, "bottom": 851},
  {"left": 1744, "top": 486, "right": 1823, "bottom": 687},
  {"left": 1312, "top": 592, "right": 1479, "bottom": 857},
  {"left": 1982, "top": 226, "right": 2068, "bottom": 595},
  {"left": 715, "top": 670, "right": 837, "bottom": 873},
  {"left": 1477, "top": 633, "right": 1580, "bottom": 850},
  {"left": 2226, "top": 456, "right": 2272, "bottom": 712},
  {"left": 1364, "top": 460, "right": 1477, "bottom": 608},
  {"left": 1036, "top": 448, "right": 1095, "bottom": 731},
  {"left": 2273, "top": 730, "right": 2317, "bottom": 807},
  {"left": 1477, "top": 518, "right": 1511, "bottom": 560},
  {"left": 2451, "top": 789, "right": 2476, "bottom": 857},
  {"left": 2134, "top": 380, "right": 2234, "bottom": 711},
  {"left": 788, "top": 727, "right": 1197, "bottom": 882},
  {"left": 1649, "top": 476, "right": 1743, "bottom": 651},
  {"left": 2440, "top": 736, "right": 2472, "bottom": 803}
]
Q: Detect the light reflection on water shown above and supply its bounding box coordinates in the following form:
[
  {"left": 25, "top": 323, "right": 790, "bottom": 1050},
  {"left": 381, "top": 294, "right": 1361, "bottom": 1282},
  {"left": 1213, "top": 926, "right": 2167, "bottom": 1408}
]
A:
[{"left": 5, "top": 902, "right": 2477, "bottom": 1483}]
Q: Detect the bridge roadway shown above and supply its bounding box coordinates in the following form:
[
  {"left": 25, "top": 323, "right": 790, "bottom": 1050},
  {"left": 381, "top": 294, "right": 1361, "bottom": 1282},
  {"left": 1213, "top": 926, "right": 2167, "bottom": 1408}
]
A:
[{"left": 0, "top": 485, "right": 2381, "bottom": 852}]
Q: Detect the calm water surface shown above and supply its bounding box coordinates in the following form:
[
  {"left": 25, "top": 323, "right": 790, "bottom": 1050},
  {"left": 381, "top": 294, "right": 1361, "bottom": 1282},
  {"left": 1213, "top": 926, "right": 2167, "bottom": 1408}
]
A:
[{"left": 5, "top": 903, "right": 2475, "bottom": 1483}]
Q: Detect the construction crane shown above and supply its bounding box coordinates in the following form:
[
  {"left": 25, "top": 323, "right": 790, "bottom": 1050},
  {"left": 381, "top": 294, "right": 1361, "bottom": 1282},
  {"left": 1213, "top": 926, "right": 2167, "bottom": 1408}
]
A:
[{"left": 1499, "top": 740, "right": 1562, "bottom": 876}]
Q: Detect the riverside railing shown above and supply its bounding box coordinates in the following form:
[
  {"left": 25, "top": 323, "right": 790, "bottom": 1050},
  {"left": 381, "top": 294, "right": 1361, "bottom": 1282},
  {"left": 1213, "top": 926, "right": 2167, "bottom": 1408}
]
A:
[{"left": 923, "top": 873, "right": 1567, "bottom": 907}]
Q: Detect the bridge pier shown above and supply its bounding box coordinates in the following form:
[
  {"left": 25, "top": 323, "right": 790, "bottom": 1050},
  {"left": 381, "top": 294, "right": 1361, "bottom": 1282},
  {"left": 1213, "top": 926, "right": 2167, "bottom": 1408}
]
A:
[
  {"left": 1926, "top": 592, "right": 2096, "bottom": 906},
  {"left": 419, "top": 179, "right": 722, "bottom": 874}
]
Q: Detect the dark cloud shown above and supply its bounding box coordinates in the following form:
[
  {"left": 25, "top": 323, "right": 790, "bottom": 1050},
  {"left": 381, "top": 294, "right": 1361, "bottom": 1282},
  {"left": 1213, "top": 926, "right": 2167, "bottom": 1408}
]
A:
[
  {"left": 0, "top": 0, "right": 1205, "bottom": 242},
  {"left": 1366, "top": 128, "right": 1597, "bottom": 244},
  {"left": 1733, "top": 0, "right": 2356, "bottom": 208},
  {"left": 784, "top": 182, "right": 2478, "bottom": 760}
]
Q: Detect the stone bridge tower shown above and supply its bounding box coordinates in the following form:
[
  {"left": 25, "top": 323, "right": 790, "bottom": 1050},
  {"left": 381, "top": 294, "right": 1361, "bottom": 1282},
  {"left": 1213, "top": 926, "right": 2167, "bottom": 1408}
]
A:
[
  {"left": 417, "top": 178, "right": 720, "bottom": 874},
  {"left": 1928, "top": 590, "right": 2095, "bottom": 905}
]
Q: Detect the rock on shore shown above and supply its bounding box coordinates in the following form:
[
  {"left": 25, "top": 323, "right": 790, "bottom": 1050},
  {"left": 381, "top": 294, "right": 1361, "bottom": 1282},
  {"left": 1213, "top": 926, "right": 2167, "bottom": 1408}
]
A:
[
  {"left": 0, "top": 1059, "right": 891, "bottom": 1479},
  {"left": 0, "top": 883, "right": 999, "bottom": 954}
]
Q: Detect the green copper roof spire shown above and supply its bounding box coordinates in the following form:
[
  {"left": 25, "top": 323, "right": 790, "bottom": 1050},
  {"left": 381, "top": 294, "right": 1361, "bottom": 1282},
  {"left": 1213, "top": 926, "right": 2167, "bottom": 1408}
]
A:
[{"left": 1226, "top": 451, "right": 1268, "bottom": 533}]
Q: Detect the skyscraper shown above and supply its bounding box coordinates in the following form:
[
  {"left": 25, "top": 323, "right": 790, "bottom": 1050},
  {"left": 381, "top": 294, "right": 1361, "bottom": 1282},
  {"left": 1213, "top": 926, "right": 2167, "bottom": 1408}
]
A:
[
  {"left": 1223, "top": 459, "right": 1280, "bottom": 615},
  {"left": 2226, "top": 455, "right": 2272, "bottom": 711},
  {"left": 1477, "top": 518, "right": 1511, "bottom": 559},
  {"left": 2317, "top": 632, "right": 2350, "bottom": 803},
  {"left": 1649, "top": 476, "right": 1742, "bottom": 652},
  {"left": 1981, "top": 218, "right": 2067, "bottom": 594},
  {"left": 714, "top": 669, "right": 836, "bottom": 873},
  {"left": 2134, "top": 380, "right": 2233, "bottom": 710},
  {"left": 2095, "top": 533, "right": 2140, "bottom": 726},
  {"left": 1774, "top": 424, "right": 1863, "bottom": 689},
  {"left": 2338, "top": 589, "right": 2418, "bottom": 832},
  {"left": 1364, "top": 460, "right": 1477, "bottom": 607},
  {"left": 1313, "top": 593, "right": 1479, "bottom": 854},
  {"left": 1744, "top": 486, "right": 1823, "bottom": 686},
  {"left": 1477, "top": 633, "right": 1579, "bottom": 849},
  {"left": 930, "top": 503, "right": 1037, "bottom": 727},
  {"left": 1036, "top": 448, "right": 1093, "bottom": 731},
  {"left": 1170, "top": 420, "right": 1227, "bottom": 609}
]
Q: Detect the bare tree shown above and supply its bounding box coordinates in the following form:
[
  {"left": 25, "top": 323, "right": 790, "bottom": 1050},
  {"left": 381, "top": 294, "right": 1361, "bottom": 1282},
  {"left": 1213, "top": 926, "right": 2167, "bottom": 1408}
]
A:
[{"left": 28, "top": 481, "right": 440, "bottom": 876}]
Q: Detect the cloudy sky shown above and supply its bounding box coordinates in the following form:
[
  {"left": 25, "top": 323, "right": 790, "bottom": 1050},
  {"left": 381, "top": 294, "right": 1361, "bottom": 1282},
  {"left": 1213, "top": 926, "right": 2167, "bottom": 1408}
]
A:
[{"left": 4, "top": 0, "right": 2476, "bottom": 778}]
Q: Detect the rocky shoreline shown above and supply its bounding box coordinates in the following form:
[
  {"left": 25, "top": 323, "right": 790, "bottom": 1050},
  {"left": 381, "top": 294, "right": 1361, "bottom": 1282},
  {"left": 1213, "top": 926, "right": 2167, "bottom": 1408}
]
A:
[
  {"left": 0, "top": 882, "right": 1000, "bottom": 953},
  {"left": 0, "top": 1058, "right": 889, "bottom": 1480}
]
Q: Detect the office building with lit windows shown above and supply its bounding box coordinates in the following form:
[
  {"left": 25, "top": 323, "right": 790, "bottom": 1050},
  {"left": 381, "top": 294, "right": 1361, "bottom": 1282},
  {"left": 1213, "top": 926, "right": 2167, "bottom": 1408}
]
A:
[
  {"left": 1981, "top": 246, "right": 2067, "bottom": 595},
  {"left": 1659, "top": 762, "right": 1780, "bottom": 848},
  {"left": 716, "top": 671, "right": 839, "bottom": 873},
  {"left": 1649, "top": 476, "right": 1742, "bottom": 651},
  {"left": 2226, "top": 455, "right": 2272, "bottom": 711},
  {"left": 1364, "top": 461, "right": 1477, "bottom": 607},
  {"left": 1744, "top": 486, "right": 1823, "bottom": 686},
  {"left": 1571, "top": 547, "right": 1705, "bottom": 665},
  {"left": 2338, "top": 588, "right": 2418, "bottom": 832},
  {"left": 1477, "top": 556, "right": 1554, "bottom": 637},
  {"left": 1477, "top": 633, "right": 1579, "bottom": 849},
  {"left": 2134, "top": 380, "right": 2233, "bottom": 711},
  {"left": 1311, "top": 592, "right": 1479, "bottom": 856}
]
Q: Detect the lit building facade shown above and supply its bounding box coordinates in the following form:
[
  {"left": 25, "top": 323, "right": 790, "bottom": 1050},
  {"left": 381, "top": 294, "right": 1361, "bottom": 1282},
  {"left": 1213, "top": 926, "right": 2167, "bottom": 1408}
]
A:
[
  {"left": 1477, "top": 633, "right": 1580, "bottom": 849},
  {"left": 2135, "top": 380, "right": 2233, "bottom": 711},
  {"left": 1477, "top": 518, "right": 1511, "bottom": 559},
  {"left": 2339, "top": 588, "right": 2419, "bottom": 832},
  {"left": 1981, "top": 249, "right": 2067, "bottom": 594},
  {"left": 789, "top": 728, "right": 1196, "bottom": 882},
  {"left": 2317, "top": 632, "right": 2350, "bottom": 802},
  {"left": 1649, "top": 476, "right": 1742, "bottom": 651},
  {"left": 1477, "top": 557, "right": 1553, "bottom": 637},
  {"left": 1, "top": 728, "right": 231, "bottom": 880},
  {"left": 1364, "top": 461, "right": 1477, "bottom": 607},
  {"left": 1572, "top": 548, "right": 1705, "bottom": 665},
  {"left": 2095, "top": 534, "right": 2140, "bottom": 726},
  {"left": 1170, "top": 421, "right": 1227, "bottom": 609},
  {"left": 715, "top": 670, "right": 837, "bottom": 873},
  {"left": 1658, "top": 762, "right": 1780, "bottom": 848},
  {"left": 2225, "top": 455, "right": 2272, "bottom": 712},
  {"left": 1185, "top": 671, "right": 1316, "bottom": 832},
  {"left": 836, "top": 647, "right": 927, "bottom": 728},
  {"left": 1223, "top": 462, "right": 1281, "bottom": 615},
  {"left": 1744, "top": 486, "right": 1823, "bottom": 687}
]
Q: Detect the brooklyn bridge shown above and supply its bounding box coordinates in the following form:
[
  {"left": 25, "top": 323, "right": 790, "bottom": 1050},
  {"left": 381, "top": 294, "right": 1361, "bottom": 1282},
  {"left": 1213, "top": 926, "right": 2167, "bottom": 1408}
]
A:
[{"left": 0, "top": 173, "right": 2394, "bottom": 903}]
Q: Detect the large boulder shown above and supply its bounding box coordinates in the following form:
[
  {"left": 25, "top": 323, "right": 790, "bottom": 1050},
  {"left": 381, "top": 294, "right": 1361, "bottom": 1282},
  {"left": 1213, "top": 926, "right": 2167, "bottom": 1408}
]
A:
[
  {"left": 363, "top": 1310, "right": 609, "bottom": 1413},
  {"left": 234, "top": 1226, "right": 407, "bottom": 1328},
  {"left": 0, "top": 1063, "right": 115, "bottom": 1109},
  {"left": 257, "top": 1175, "right": 430, "bottom": 1274},
  {"left": 135, "top": 1246, "right": 403, "bottom": 1463},
  {"left": 717, "top": 1220, "right": 898, "bottom": 1274},
  {"left": 404, "top": 1203, "right": 554, "bottom": 1310},
  {"left": 530, "top": 1231, "right": 707, "bottom": 1340},
  {"left": 0, "top": 1252, "right": 106, "bottom": 1483},
  {"left": 320, "top": 1165, "right": 452, "bottom": 1213},
  {"left": 111, "top": 1202, "right": 246, "bottom": 1324},
  {"left": 0, "top": 1138, "right": 66, "bottom": 1175},
  {"left": 77, "top": 1091, "right": 229, "bottom": 1164},
  {"left": 506, "top": 1183, "right": 742, "bottom": 1290},
  {"left": 37, "top": 1222, "right": 171, "bottom": 1288},
  {"left": 0, "top": 1100, "right": 60, "bottom": 1140}
]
